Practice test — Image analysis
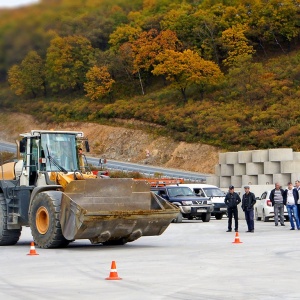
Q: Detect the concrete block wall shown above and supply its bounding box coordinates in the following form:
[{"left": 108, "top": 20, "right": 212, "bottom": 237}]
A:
[
  {"left": 264, "top": 162, "right": 280, "bottom": 175},
  {"left": 281, "top": 161, "right": 300, "bottom": 174},
  {"left": 231, "top": 176, "right": 242, "bottom": 187},
  {"left": 234, "top": 164, "right": 246, "bottom": 176},
  {"left": 258, "top": 174, "right": 273, "bottom": 185},
  {"left": 219, "top": 176, "right": 231, "bottom": 188},
  {"left": 246, "top": 163, "right": 263, "bottom": 175},
  {"left": 269, "top": 148, "right": 293, "bottom": 161},
  {"left": 242, "top": 175, "right": 258, "bottom": 185},
  {"left": 238, "top": 151, "right": 252, "bottom": 163},
  {"left": 220, "top": 164, "right": 234, "bottom": 176},
  {"left": 226, "top": 152, "right": 238, "bottom": 164},
  {"left": 209, "top": 148, "right": 300, "bottom": 188},
  {"left": 252, "top": 150, "right": 269, "bottom": 162},
  {"left": 273, "top": 174, "right": 291, "bottom": 184}
]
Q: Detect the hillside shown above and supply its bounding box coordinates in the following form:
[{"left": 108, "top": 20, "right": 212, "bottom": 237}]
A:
[
  {"left": 2, "top": 0, "right": 300, "bottom": 153},
  {"left": 0, "top": 112, "right": 219, "bottom": 173}
]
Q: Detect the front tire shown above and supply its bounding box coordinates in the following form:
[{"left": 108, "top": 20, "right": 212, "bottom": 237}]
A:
[
  {"left": 0, "top": 193, "right": 21, "bottom": 246},
  {"left": 201, "top": 213, "right": 211, "bottom": 222},
  {"left": 173, "top": 212, "right": 183, "bottom": 223},
  {"left": 215, "top": 214, "right": 223, "bottom": 220},
  {"left": 29, "top": 192, "right": 70, "bottom": 249}
]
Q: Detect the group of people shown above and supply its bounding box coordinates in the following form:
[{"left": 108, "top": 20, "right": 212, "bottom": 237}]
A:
[{"left": 224, "top": 181, "right": 300, "bottom": 232}]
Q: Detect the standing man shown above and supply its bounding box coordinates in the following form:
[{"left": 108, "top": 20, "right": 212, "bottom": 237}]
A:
[
  {"left": 269, "top": 183, "right": 285, "bottom": 226},
  {"left": 284, "top": 182, "right": 300, "bottom": 230},
  {"left": 295, "top": 180, "right": 300, "bottom": 219},
  {"left": 224, "top": 185, "right": 241, "bottom": 232},
  {"left": 242, "top": 186, "right": 256, "bottom": 233}
]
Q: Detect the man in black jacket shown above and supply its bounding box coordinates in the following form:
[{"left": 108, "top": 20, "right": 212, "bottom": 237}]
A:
[
  {"left": 224, "top": 185, "right": 241, "bottom": 232},
  {"left": 242, "top": 186, "right": 256, "bottom": 233}
]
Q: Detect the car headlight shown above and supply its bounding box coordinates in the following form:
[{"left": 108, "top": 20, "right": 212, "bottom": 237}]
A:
[
  {"left": 182, "top": 201, "right": 193, "bottom": 205},
  {"left": 207, "top": 200, "right": 213, "bottom": 205}
]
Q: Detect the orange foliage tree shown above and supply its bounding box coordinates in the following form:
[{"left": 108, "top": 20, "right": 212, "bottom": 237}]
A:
[
  {"left": 84, "top": 66, "right": 115, "bottom": 101},
  {"left": 152, "top": 49, "right": 223, "bottom": 101}
]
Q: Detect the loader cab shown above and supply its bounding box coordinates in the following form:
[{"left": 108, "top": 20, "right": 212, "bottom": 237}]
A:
[{"left": 19, "top": 131, "right": 83, "bottom": 186}]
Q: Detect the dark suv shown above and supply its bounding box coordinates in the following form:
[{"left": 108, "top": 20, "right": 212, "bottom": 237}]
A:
[{"left": 151, "top": 185, "right": 214, "bottom": 223}]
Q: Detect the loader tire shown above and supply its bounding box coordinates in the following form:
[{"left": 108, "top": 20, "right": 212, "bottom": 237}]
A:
[
  {"left": 0, "top": 193, "right": 21, "bottom": 246},
  {"left": 29, "top": 192, "right": 70, "bottom": 249}
]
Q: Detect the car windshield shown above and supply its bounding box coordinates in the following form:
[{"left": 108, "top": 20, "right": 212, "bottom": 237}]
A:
[
  {"left": 167, "top": 187, "right": 195, "bottom": 197},
  {"left": 203, "top": 188, "right": 225, "bottom": 197}
]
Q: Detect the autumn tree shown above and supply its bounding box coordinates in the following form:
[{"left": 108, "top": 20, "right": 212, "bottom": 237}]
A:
[
  {"left": 45, "top": 35, "right": 95, "bottom": 92},
  {"left": 247, "top": 0, "right": 300, "bottom": 54},
  {"left": 84, "top": 66, "right": 115, "bottom": 101},
  {"left": 152, "top": 49, "right": 223, "bottom": 101},
  {"left": 221, "top": 24, "right": 255, "bottom": 67},
  {"left": 108, "top": 24, "right": 142, "bottom": 52},
  {"left": 132, "top": 29, "right": 181, "bottom": 72},
  {"left": 8, "top": 51, "right": 45, "bottom": 98},
  {"left": 130, "top": 29, "right": 182, "bottom": 94}
]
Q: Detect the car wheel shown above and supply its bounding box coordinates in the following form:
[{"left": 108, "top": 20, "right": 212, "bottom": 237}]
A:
[
  {"left": 262, "top": 210, "right": 269, "bottom": 222},
  {"left": 173, "top": 212, "right": 183, "bottom": 223},
  {"left": 255, "top": 209, "right": 261, "bottom": 221},
  {"left": 201, "top": 213, "right": 211, "bottom": 222},
  {"left": 215, "top": 214, "right": 223, "bottom": 220}
]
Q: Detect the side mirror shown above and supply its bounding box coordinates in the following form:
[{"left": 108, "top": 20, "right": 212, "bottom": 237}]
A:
[
  {"left": 84, "top": 140, "right": 90, "bottom": 152},
  {"left": 19, "top": 138, "right": 26, "bottom": 153}
]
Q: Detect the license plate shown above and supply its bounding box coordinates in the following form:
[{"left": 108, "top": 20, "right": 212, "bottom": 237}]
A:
[
  {"left": 220, "top": 208, "right": 227, "bottom": 211},
  {"left": 197, "top": 209, "right": 206, "bottom": 212}
]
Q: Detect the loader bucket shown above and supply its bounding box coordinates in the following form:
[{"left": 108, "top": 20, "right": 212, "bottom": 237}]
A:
[{"left": 59, "top": 178, "right": 179, "bottom": 243}]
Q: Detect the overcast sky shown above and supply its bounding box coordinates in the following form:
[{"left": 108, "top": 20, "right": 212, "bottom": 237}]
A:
[{"left": 0, "top": 0, "right": 39, "bottom": 8}]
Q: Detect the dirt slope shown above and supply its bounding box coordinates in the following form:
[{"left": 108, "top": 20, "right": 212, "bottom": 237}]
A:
[{"left": 0, "top": 112, "right": 220, "bottom": 173}]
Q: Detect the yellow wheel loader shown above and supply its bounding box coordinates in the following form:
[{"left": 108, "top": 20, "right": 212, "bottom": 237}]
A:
[{"left": 0, "top": 130, "right": 178, "bottom": 248}]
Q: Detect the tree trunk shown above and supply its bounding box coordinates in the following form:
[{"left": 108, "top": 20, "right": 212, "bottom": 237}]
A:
[
  {"left": 138, "top": 70, "right": 145, "bottom": 95},
  {"left": 180, "top": 87, "right": 187, "bottom": 102}
]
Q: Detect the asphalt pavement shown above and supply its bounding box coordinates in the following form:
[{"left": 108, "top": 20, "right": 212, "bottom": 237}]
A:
[{"left": 1, "top": 218, "right": 300, "bottom": 300}]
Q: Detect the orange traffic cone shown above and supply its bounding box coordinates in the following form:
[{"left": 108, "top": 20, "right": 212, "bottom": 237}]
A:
[
  {"left": 232, "top": 232, "right": 243, "bottom": 244},
  {"left": 27, "top": 242, "right": 39, "bottom": 256},
  {"left": 105, "top": 261, "right": 122, "bottom": 280}
]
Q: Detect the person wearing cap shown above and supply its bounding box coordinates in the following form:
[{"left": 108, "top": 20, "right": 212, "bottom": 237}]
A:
[
  {"left": 242, "top": 186, "right": 256, "bottom": 233},
  {"left": 224, "top": 185, "right": 241, "bottom": 232},
  {"left": 269, "top": 182, "right": 285, "bottom": 226}
]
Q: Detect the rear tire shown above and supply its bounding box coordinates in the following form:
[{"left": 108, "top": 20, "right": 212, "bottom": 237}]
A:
[
  {"left": 215, "top": 214, "right": 223, "bottom": 220},
  {"left": 262, "top": 210, "right": 269, "bottom": 222},
  {"left": 255, "top": 209, "right": 261, "bottom": 221},
  {"left": 0, "top": 193, "right": 21, "bottom": 246},
  {"left": 29, "top": 192, "right": 70, "bottom": 249},
  {"left": 201, "top": 213, "right": 211, "bottom": 222}
]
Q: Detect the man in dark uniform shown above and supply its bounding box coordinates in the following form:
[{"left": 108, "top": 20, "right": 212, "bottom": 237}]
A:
[
  {"left": 242, "top": 185, "right": 256, "bottom": 233},
  {"left": 224, "top": 185, "right": 241, "bottom": 232}
]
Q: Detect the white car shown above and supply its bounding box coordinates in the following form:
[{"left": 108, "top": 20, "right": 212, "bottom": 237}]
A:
[{"left": 255, "top": 190, "right": 288, "bottom": 222}]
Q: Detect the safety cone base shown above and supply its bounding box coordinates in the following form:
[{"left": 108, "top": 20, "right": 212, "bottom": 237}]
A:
[
  {"left": 105, "top": 276, "right": 122, "bottom": 280},
  {"left": 232, "top": 240, "right": 243, "bottom": 244}
]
